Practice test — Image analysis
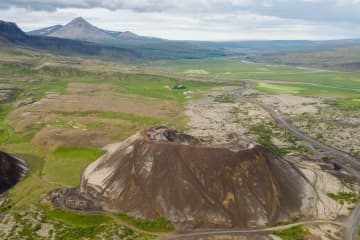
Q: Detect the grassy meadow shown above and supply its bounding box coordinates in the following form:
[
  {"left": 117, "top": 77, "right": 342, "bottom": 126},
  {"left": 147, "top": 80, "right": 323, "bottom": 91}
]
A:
[{"left": 148, "top": 58, "right": 360, "bottom": 98}]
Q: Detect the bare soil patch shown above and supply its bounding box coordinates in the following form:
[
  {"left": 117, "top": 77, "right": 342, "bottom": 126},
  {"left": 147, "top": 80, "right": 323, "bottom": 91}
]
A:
[{"left": 9, "top": 83, "right": 183, "bottom": 151}]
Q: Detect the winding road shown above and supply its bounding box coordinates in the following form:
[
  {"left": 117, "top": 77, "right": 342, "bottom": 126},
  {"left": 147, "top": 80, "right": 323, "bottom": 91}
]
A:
[
  {"left": 246, "top": 99, "right": 360, "bottom": 240},
  {"left": 158, "top": 220, "right": 343, "bottom": 240},
  {"left": 247, "top": 98, "right": 360, "bottom": 177}
]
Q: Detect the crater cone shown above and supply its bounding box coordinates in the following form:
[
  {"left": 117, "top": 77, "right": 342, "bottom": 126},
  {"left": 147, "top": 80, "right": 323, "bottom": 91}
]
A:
[{"left": 80, "top": 127, "right": 309, "bottom": 229}]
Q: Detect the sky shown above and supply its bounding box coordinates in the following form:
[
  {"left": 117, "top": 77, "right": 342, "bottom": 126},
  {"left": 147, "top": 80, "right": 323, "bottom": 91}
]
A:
[{"left": 0, "top": 0, "right": 360, "bottom": 41}]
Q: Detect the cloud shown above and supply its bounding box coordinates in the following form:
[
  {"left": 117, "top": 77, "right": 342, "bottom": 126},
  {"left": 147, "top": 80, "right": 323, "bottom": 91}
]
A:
[
  {"left": 1, "top": 6, "right": 360, "bottom": 41},
  {"left": 1, "top": 0, "right": 360, "bottom": 24},
  {"left": 0, "top": 0, "right": 254, "bottom": 12},
  {"left": 0, "top": 0, "right": 360, "bottom": 40}
]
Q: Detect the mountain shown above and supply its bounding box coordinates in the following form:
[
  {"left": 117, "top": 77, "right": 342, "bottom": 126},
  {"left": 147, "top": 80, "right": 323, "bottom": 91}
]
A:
[
  {"left": 0, "top": 20, "right": 140, "bottom": 61},
  {"left": 47, "top": 127, "right": 309, "bottom": 230},
  {"left": 28, "top": 25, "right": 63, "bottom": 36},
  {"left": 28, "top": 17, "right": 151, "bottom": 42},
  {"left": 0, "top": 20, "right": 28, "bottom": 42},
  {"left": 49, "top": 17, "right": 114, "bottom": 41}
]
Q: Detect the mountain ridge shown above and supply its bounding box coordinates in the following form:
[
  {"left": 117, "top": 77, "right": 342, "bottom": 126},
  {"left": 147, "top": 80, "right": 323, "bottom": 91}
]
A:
[{"left": 0, "top": 20, "right": 141, "bottom": 61}]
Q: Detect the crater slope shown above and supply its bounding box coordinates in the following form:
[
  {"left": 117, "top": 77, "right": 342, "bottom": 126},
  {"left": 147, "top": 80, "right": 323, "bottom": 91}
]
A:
[
  {"left": 78, "top": 127, "right": 310, "bottom": 230},
  {"left": 0, "top": 151, "right": 27, "bottom": 194}
]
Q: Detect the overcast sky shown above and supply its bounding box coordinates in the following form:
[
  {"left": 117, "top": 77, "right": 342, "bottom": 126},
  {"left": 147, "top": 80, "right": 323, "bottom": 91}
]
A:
[{"left": 0, "top": 0, "right": 360, "bottom": 41}]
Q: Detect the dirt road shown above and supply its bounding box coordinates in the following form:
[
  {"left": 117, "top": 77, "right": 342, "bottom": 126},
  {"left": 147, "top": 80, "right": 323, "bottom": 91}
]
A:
[{"left": 157, "top": 220, "right": 342, "bottom": 240}]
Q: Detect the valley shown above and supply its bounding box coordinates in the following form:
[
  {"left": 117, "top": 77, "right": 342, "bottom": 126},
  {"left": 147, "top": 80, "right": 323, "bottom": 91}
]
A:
[
  {"left": 0, "top": 15, "right": 360, "bottom": 240},
  {"left": 0, "top": 45, "right": 359, "bottom": 240}
]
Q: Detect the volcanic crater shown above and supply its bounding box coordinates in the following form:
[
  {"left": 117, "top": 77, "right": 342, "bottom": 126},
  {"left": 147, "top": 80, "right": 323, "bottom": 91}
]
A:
[
  {"left": 47, "top": 126, "right": 310, "bottom": 230},
  {"left": 0, "top": 151, "right": 27, "bottom": 195}
]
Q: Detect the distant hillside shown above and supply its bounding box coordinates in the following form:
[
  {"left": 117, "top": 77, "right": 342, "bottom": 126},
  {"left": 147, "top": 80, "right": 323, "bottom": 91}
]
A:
[
  {"left": 21, "top": 17, "right": 360, "bottom": 67},
  {"left": 26, "top": 17, "right": 227, "bottom": 60},
  {"left": 117, "top": 31, "right": 140, "bottom": 39},
  {"left": 210, "top": 40, "right": 360, "bottom": 71},
  {"left": 0, "top": 20, "right": 140, "bottom": 61},
  {"left": 251, "top": 40, "right": 360, "bottom": 71}
]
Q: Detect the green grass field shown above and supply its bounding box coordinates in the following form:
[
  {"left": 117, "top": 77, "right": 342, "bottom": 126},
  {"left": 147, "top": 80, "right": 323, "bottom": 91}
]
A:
[
  {"left": 45, "top": 147, "right": 105, "bottom": 186},
  {"left": 149, "top": 58, "right": 360, "bottom": 98},
  {"left": 273, "top": 226, "right": 310, "bottom": 240},
  {"left": 256, "top": 82, "right": 360, "bottom": 97},
  {"left": 117, "top": 214, "right": 175, "bottom": 232},
  {"left": 44, "top": 207, "right": 112, "bottom": 227}
]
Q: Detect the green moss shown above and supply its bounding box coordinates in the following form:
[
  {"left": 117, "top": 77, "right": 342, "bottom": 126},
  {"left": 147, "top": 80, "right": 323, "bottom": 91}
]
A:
[
  {"left": 43, "top": 207, "right": 112, "bottom": 227},
  {"left": 273, "top": 226, "right": 310, "bottom": 240},
  {"left": 327, "top": 192, "right": 359, "bottom": 205},
  {"left": 0, "top": 200, "right": 12, "bottom": 214},
  {"left": 3, "top": 206, "right": 147, "bottom": 240},
  {"left": 52, "top": 146, "right": 104, "bottom": 159},
  {"left": 117, "top": 214, "right": 175, "bottom": 232},
  {"left": 249, "top": 124, "right": 289, "bottom": 155}
]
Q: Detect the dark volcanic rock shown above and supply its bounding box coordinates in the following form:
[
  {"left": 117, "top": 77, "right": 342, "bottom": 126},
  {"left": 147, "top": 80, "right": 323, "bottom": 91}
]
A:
[
  {"left": 0, "top": 151, "right": 27, "bottom": 194},
  {"left": 43, "top": 188, "right": 101, "bottom": 212},
  {"left": 146, "top": 126, "right": 199, "bottom": 145},
  {"left": 79, "top": 127, "right": 309, "bottom": 230}
]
